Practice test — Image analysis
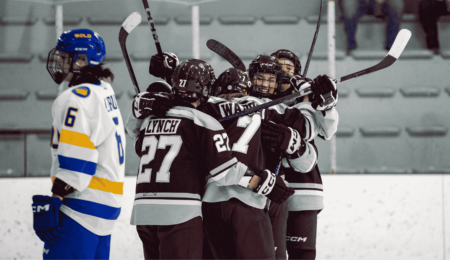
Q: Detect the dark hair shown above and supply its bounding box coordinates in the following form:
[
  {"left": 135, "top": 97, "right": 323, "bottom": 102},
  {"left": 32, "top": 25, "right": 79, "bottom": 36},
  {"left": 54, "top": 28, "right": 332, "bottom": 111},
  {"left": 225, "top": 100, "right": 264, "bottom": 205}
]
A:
[{"left": 80, "top": 62, "right": 115, "bottom": 83}]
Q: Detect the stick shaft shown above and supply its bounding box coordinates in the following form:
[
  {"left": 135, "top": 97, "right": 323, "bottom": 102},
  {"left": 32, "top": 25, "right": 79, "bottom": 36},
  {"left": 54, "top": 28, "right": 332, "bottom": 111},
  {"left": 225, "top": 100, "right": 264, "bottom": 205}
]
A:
[
  {"left": 302, "top": 0, "right": 323, "bottom": 78},
  {"left": 119, "top": 27, "right": 140, "bottom": 94},
  {"left": 142, "top": 0, "right": 163, "bottom": 55}
]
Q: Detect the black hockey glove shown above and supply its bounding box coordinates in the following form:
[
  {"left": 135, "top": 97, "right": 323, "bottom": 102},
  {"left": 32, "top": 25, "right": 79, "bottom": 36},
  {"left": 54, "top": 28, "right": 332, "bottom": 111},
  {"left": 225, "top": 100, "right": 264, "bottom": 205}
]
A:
[
  {"left": 261, "top": 120, "right": 303, "bottom": 154},
  {"left": 310, "top": 74, "right": 338, "bottom": 111},
  {"left": 253, "top": 170, "right": 294, "bottom": 204},
  {"left": 132, "top": 91, "right": 175, "bottom": 119},
  {"left": 149, "top": 52, "right": 179, "bottom": 85}
]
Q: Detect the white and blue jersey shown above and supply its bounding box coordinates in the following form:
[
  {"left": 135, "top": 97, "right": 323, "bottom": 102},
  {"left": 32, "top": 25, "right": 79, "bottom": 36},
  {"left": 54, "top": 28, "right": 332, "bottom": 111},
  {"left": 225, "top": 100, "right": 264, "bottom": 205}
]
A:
[{"left": 50, "top": 80, "right": 126, "bottom": 236}]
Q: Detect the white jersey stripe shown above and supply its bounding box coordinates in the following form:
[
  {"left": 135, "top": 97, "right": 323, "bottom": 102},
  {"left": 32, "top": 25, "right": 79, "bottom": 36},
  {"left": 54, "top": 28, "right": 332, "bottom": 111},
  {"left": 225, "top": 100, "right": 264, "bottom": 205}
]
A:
[
  {"left": 133, "top": 199, "right": 202, "bottom": 206},
  {"left": 293, "top": 190, "right": 323, "bottom": 196},
  {"left": 135, "top": 192, "right": 201, "bottom": 200},
  {"left": 289, "top": 183, "right": 323, "bottom": 189},
  {"left": 210, "top": 157, "right": 238, "bottom": 176}
]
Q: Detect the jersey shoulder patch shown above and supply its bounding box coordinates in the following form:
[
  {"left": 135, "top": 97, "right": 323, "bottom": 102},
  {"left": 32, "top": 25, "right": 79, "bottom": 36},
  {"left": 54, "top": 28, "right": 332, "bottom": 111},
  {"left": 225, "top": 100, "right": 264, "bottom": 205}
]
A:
[{"left": 72, "top": 86, "right": 91, "bottom": 98}]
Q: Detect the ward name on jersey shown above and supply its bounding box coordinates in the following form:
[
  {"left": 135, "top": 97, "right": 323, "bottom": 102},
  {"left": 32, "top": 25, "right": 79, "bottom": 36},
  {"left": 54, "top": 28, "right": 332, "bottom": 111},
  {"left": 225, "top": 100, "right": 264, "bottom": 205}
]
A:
[{"left": 50, "top": 81, "right": 126, "bottom": 236}]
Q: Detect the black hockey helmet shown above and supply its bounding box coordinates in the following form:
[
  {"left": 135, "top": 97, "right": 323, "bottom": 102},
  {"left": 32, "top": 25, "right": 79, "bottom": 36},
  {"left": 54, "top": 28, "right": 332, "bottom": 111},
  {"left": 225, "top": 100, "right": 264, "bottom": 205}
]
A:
[
  {"left": 211, "top": 68, "right": 251, "bottom": 97},
  {"left": 146, "top": 81, "right": 172, "bottom": 93},
  {"left": 270, "top": 49, "right": 301, "bottom": 75},
  {"left": 171, "top": 59, "right": 216, "bottom": 103},
  {"left": 248, "top": 55, "right": 282, "bottom": 98}
]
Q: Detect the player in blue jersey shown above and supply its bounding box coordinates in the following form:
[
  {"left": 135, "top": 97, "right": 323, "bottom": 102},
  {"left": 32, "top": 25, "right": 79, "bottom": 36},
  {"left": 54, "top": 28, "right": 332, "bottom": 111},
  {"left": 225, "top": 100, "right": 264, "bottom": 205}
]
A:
[{"left": 31, "top": 29, "right": 126, "bottom": 259}]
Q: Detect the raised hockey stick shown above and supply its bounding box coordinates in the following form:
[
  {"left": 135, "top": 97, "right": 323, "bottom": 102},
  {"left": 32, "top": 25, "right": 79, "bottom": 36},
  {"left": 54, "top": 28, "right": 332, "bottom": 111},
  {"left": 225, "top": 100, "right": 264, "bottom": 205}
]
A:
[
  {"left": 207, "top": 39, "right": 246, "bottom": 71},
  {"left": 142, "top": 0, "right": 163, "bottom": 55},
  {"left": 119, "top": 12, "right": 142, "bottom": 94},
  {"left": 218, "top": 29, "right": 412, "bottom": 122},
  {"left": 302, "top": 0, "right": 323, "bottom": 78}
]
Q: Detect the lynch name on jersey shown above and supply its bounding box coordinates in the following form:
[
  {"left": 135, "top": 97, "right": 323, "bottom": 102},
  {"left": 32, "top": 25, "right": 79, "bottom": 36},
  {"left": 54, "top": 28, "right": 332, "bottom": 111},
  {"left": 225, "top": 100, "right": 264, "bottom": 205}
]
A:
[
  {"left": 219, "top": 102, "right": 257, "bottom": 117},
  {"left": 145, "top": 119, "right": 181, "bottom": 135}
]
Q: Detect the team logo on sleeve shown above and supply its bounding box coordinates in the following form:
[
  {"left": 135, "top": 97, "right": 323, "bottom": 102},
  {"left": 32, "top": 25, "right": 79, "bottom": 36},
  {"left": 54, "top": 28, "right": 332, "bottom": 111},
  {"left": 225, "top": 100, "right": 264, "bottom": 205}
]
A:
[{"left": 72, "top": 87, "right": 90, "bottom": 98}]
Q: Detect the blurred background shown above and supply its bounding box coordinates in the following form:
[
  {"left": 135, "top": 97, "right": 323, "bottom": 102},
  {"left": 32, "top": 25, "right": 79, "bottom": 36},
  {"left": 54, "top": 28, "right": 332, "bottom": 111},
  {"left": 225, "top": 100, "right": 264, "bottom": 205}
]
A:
[{"left": 0, "top": 0, "right": 449, "bottom": 259}]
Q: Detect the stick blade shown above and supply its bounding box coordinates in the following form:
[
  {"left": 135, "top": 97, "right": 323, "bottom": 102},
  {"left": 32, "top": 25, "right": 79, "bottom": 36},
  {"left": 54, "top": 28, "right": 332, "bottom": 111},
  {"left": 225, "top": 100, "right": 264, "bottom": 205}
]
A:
[
  {"left": 388, "top": 29, "right": 411, "bottom": 59},
  {"left": 122, "top": 12, "right": 142, "bottom": 34},
  {"left": 207, "top": 39, "right": 246, "bottom": 71}
]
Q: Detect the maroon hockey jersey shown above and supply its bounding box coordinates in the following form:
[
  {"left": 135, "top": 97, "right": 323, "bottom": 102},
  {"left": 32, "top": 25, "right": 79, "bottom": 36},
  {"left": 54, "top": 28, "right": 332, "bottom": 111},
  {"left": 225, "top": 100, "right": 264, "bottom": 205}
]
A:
[{"left": 130, "top": 105, "right": 249, "bottom": 225}]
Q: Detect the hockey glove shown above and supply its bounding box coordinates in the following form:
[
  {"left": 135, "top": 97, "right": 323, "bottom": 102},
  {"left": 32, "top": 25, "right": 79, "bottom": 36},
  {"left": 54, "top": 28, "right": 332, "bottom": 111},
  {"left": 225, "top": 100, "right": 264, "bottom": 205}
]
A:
[
  {"left": 289, "top": 75, "right": 312, "bottom": 92},
  {"left": 32, "top": 195, "right": 65, "bottom": 244},
  {"left": 253, "top": 170, "right": 294, "bottom": 204},
  {"left": 132, "top": 92, "right": 175, "bottom": 119},
  {"left": 310, "top": 74, "right": 338, "bottom": 111},
  {"left": 149, "top": 52, "right": 180, "bottom": 84},
  {"left": 261, "top": 121, "right": 303, "bottom": 154}
]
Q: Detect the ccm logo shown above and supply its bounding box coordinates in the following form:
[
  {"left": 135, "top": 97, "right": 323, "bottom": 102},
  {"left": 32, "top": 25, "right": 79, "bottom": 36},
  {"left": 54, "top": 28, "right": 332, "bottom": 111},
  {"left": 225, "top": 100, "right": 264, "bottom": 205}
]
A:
[
  {"left": 32, "top": 204, "right": 50, "bottom": 213},
  {"left": 286, "top": 236, "right": 307, "bottom": 242}
]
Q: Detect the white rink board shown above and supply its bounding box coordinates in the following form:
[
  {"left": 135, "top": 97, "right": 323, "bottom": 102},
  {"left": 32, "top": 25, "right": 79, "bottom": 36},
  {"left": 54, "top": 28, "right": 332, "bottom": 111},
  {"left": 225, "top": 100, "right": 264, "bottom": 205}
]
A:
[{"left": 0, "top": 175, "right": 449, "bottom": 260}]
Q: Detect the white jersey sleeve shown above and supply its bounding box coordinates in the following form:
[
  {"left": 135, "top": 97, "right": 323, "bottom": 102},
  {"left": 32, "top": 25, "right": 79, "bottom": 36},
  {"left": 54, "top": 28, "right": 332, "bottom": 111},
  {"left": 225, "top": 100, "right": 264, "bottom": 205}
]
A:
[
  {"left": 281, "top": 141, "right": 318, "bottom": 173},
  {"left": 289, "top": 102, "right": 339, "bottom": 142}
]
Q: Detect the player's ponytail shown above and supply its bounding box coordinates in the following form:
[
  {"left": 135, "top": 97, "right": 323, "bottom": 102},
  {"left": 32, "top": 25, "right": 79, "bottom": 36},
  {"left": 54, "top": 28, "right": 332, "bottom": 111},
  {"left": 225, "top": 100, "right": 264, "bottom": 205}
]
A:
[{"left": 80, "top": 63, "right": 115, "bottom": 83}]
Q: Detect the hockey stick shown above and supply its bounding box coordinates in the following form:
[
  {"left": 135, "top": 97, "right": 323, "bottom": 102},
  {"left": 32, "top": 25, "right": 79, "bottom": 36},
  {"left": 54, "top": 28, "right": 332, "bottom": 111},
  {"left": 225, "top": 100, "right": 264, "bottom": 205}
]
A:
[
  {"left": 142, "top": 0, "right": 163, "bottom": 55},
  {"left": 302, "top": 0, "right": 323, "bottom": 78},
  {"left": 218, "top": 29, "right": 412, "bottom": 122},
  {"left": 119, "top": 12, "right": 142, "bottom": 94},
  {"left": 207, "top": 39, "right": 246, "bottom": 71}
]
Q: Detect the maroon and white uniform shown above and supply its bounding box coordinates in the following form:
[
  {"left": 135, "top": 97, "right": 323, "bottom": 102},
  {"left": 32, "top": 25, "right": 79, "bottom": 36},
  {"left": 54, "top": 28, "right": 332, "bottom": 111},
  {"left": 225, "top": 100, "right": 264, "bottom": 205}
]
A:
[{"left": 130, "top": 105, "right": 250, "bottom": 226}]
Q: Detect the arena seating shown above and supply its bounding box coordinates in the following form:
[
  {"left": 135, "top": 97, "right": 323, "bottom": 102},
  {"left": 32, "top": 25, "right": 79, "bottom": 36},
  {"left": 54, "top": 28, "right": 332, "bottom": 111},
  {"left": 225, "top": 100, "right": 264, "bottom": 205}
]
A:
[{"left": 0, "top": 0, "right": 449, "bottom": 177}]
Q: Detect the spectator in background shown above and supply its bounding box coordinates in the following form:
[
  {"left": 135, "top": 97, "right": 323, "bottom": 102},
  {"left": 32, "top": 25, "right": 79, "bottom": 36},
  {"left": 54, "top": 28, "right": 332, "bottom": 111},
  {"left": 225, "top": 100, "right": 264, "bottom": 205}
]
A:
[
  {"left": 419, "top": 0, "right": 450, "bottom": 53},
  {"left": 338, "top": 0, "right": 405, "bottom": 52}
]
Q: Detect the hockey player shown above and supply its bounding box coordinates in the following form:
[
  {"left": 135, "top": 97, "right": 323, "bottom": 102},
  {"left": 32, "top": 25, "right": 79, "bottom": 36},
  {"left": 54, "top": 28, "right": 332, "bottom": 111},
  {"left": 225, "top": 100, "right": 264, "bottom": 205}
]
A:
[
  {"left": 128, "top": 59, "right": 284, "bottom": 259},
  {"left": 269, "top": 49, "right": 339, "bottom": 260},
  {"left": 32, "top": 29, "right": 125, "bottom": 259},
  {"left": 270, "top": 49, "right": 307, "bottom": 101},
  {"left": 134, "top": 54, "right": 314, "bottom": 258},
  {"left": 199, "top": 68, "right": 298, "bottom": 260}
]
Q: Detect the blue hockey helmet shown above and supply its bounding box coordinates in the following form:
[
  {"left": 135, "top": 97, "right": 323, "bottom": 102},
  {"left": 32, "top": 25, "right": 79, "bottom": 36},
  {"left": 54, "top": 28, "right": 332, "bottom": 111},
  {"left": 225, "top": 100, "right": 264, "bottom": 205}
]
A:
[{"left": 47, "top": 29, "right": 106, "bottom": 84}]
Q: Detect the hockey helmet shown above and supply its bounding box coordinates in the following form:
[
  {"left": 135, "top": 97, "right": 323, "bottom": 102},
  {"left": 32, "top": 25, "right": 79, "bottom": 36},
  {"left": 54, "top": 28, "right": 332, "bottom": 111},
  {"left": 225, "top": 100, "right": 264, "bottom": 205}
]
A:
[
  {"left": 248, "top": 55, "right": 282, "bottom": 98},
  {"left": 47, "top": 29, "right": 106, "bottom": 84},
  {"left": 171, "top": 59, "right": 216, "bottom": 103},
  {"left": 212, "top": 68, "right": 251, "bottom": 97},
  {"left": 271, "top": 49, "right": 301, "bottom": 75},
  {"left": 147, "top": 81, "right": 172, "bottom": 94}
]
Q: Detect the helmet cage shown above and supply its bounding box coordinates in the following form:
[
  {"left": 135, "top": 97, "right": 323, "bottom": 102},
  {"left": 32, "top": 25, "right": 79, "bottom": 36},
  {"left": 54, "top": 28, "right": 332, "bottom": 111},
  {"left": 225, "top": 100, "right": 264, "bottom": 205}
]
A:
[
  {"left": 46, "top": 48, "right": 78, "bottom": 84},
  {"left": 271, "top": 49, "right": 301, "bottom": 85},
  {"left": 248, "top": 55, "right": 282, "bottom": 98},
  {"left": 270, "top": 49, "right": 301, "bottom": 75}
]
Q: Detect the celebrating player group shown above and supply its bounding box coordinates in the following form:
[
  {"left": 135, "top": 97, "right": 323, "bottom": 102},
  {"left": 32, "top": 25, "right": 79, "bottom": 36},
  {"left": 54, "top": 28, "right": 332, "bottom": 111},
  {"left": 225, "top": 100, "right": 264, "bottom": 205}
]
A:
[{"left": 30, "top": 0, "right": 344, "bottom": 256}]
